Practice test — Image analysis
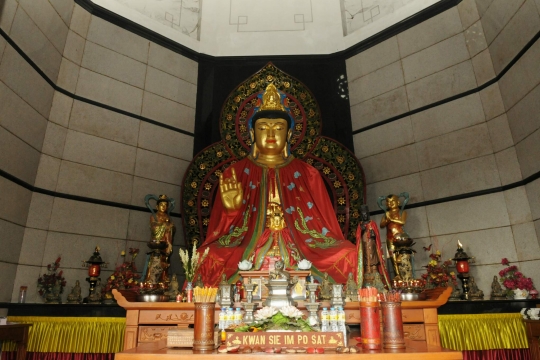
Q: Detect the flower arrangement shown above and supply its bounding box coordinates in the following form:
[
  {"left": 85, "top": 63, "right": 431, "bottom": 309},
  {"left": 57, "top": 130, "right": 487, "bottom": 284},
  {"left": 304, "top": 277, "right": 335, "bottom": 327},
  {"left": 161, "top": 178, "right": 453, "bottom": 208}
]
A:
[
  {"left": 421, "top": 250, "right": 458, "bottom": 288},
  {"left": 37, "top": 257, "right": 67, "bottom": 298},
  {"left": 179, "top": 242, "right": 209, "bottom": 283},
  {"left": 235, "top": 306, "right": 315, "bottom": 332},
  {"left": 103, "top": 248, "right": 141, "bottom": 294},
  {"left": 499, "top": 258, "right": 534, "bottom": 297}
]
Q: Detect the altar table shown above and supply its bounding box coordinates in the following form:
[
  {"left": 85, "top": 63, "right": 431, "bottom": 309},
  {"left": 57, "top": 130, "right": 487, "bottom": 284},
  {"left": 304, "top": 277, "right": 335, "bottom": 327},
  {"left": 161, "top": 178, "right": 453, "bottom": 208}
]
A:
[
  {"left": 524, "top": 320, "right": 540, "bottom": 360},
  {"left": 115, "top": 338, "right": 463, "bottom": 360},
  {"left": 113, "top": 287, "right": 452, "bottom": 350}
]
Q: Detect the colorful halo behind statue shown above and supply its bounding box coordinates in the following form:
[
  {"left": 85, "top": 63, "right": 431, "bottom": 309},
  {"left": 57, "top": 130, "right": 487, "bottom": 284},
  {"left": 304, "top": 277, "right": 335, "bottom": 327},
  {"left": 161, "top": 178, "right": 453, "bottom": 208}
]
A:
[{"left": 181, "top": 63, "right": 366, "bottom": 247}]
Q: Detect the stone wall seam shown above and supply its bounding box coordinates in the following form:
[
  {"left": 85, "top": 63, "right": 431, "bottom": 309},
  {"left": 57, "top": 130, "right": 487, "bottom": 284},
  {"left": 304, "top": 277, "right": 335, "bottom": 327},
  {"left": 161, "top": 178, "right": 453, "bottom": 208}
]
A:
[
  {"left": 0, "top": 27, "right": 195, "bottom": 138},
  {"left": 352, "top": 28, "right": 540, "bottom": 135}
]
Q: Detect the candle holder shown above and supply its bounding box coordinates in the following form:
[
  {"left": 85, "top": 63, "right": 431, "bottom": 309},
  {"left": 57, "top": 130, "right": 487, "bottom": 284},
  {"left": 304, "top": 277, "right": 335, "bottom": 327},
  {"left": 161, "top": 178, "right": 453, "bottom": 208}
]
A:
[
  {"left": 242, "top": 278, "right": 258, "bottom": 324},
  {"left": 82, "top": 246, "right": 107, "bottom": 304},
  {"left": 452, "top": 240, "right": 472, "bottom": 300},
  {"left": 305, "top": 282, "right": 321, "bottom": 328},
  {"left": 218, "top": 275, "right": 233, "bottom": 308}
]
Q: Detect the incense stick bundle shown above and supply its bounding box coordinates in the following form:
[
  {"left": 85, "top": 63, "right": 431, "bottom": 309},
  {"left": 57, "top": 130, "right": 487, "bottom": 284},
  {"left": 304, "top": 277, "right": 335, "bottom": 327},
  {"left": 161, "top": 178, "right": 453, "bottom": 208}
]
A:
[
  {"left": 379, "top": 289, "right": 401, "bottom": 302},
  {"left": 359, "top": 287, "right": 378, "bottom": 302},
  {"left": 193, "top": 286, "right": 218, "bottom": 302}
]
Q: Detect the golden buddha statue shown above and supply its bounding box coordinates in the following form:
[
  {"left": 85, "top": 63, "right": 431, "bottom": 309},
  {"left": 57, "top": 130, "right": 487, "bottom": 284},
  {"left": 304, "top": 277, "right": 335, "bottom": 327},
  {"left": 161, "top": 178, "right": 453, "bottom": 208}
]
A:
[{"left": 196, "top": 84, "right": 360, "bottom": 286}]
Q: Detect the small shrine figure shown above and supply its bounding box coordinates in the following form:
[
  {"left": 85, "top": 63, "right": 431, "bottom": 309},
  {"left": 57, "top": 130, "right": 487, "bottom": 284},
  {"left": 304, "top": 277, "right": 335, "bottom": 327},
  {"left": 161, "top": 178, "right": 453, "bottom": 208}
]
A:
[
  {"left": 356, "top": 205, "right": 391, "bottom": 290},
  {"left": 66, "top": 280, "right": 82, "bottom": 304},
  {"left": 345, "top": 272, "right": 358, "bottom": 302},
  {"left": 219, "top": 273, "right": 228, "bottom": 285},
  {"left": 143, "top": 194, "right": 175, "bottom": 289},
  {"left": 270, "top": 259, "right": 290, "bottom": 281},
  {"left": 449, "top": 281, "right": 462, "bottom": 301},
  {"left": 378, "top": 193, "right": 414, "bottom": 281},
  {"left": 320, "top": 272, "right": 332, "bottom": 301},
  {"left": 194, "top": 273, "right": 204, "bottom": 288},
  {"left": 468, "top": 276, "right": 484, "bottom": 300},
  {"left": 166, "top": 274, "right": 180, "bottom": 301},
  {"left": 88, "top": 279, "right": 102, "bottom": 304},
  {"left": 490, "top": 275, "right": 506, "bottom": 300}
]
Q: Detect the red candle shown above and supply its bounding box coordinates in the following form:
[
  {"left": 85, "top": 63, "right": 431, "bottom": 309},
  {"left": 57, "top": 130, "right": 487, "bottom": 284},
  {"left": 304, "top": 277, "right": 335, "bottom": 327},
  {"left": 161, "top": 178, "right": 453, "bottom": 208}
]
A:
[
  {"left": 456, "top": 260, "right": 469, "bottom": 273},
  {"left": 88, "top": 264, "right": 101, "bottom": 277}
]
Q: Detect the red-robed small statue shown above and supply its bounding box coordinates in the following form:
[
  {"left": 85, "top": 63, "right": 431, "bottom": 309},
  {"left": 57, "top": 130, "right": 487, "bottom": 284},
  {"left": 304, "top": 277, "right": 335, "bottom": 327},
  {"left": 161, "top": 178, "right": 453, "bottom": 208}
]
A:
[{"left": 356, "top": 205, "right": 391, "bottom": 291}]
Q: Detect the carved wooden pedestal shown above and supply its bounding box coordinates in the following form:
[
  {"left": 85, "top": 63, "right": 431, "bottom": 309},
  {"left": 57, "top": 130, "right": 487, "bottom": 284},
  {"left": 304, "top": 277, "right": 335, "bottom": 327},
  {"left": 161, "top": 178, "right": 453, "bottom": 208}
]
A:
[{"left": 113, "top": 287, "right": 451, "bottom": 351}]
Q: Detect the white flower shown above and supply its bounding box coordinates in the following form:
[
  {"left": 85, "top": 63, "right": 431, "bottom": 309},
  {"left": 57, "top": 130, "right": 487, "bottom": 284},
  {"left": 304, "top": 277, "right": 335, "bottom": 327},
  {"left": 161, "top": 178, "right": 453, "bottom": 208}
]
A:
[
  {"left": 297, "top": 259, "right": 312, "bottom": 270},
  {"left": 254, "top": 306, "right": 277, "bottom": 321},
  {"left": 179, "top": 243, "right": 209, "bottom": 282},
  {"left": 279, "top": 305, "right": 304, "bottom": 319},
  {"left": 238, "top": 260, "right": 253, "bottom": 270}
]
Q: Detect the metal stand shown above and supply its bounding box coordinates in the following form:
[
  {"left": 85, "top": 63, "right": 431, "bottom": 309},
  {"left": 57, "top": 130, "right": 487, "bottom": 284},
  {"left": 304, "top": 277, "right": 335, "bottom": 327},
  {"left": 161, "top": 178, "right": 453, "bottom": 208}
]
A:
[
  {"left": 242, "top": 302, "right": 258, "bottom": 324},
  {"left": 242, "top": 280, "right": 258, "bottom": 324},
  {"left": 305, "top": 302, "right": 321, "bottom": 329},
  {"left": 458, "top": 273, "right": 471, "bottom": 300}
]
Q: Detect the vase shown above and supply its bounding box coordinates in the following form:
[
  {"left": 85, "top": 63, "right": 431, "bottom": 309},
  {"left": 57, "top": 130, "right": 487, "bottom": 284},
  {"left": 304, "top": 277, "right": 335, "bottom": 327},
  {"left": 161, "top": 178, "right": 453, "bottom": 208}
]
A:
[
  {"left": 513, "top": 289, "right": 529, "bottom": 299},
  {"left": 45, "top": 291, "right": 61, "bottom": 304}
]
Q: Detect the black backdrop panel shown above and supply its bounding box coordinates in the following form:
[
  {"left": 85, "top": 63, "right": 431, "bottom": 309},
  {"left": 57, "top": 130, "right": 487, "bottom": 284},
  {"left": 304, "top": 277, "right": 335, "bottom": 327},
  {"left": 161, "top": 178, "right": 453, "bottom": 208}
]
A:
[{"left": 194, "top": 58, "right": 353, "bottom": 156}]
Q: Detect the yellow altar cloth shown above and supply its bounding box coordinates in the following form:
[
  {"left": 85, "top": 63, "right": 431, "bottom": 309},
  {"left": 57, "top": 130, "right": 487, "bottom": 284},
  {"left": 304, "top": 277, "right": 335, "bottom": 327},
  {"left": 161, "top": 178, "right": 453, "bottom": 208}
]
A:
[
  {"left": 439, "top": 313, "right": 528, "bottom": 351},
  {"left": 1, "top": 316, "right": 125, "bottom": 353}
]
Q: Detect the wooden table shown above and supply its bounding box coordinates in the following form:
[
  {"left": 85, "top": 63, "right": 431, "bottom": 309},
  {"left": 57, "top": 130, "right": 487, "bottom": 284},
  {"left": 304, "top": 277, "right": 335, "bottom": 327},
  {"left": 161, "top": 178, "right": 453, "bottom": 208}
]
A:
[
  {"left": 525, "top": 319, "right": 540, "bottom": 360},
  {"left": 113, "top": 287, "right": 452, "bottom": 351},
  {"left": 0, "top": 323, "right": 32, "bottom": 360},
  {"left": 116, "top": 338, "right": 463, "bottom": 360}
]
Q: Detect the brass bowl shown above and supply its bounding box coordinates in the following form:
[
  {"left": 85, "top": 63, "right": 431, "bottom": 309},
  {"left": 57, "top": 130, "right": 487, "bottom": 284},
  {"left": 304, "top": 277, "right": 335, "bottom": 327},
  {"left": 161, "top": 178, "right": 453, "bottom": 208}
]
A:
[
  {"left": 137, "top": 294, "right": 170, "bottom": 302},
  {"left": 400, "top": 292, "right": 427, "bottom": 301}
]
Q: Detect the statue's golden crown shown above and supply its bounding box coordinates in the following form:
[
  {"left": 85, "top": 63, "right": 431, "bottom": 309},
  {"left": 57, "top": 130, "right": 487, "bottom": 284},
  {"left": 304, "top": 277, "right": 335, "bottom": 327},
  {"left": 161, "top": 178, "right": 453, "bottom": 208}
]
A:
[{"left": 157, "top": 194, "right": 170, "bottom": 203}]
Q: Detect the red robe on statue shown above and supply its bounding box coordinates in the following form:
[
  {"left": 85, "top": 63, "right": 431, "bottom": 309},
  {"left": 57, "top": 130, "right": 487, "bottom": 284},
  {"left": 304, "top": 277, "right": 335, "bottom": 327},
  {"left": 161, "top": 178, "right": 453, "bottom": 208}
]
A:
[{"left": 197, "top": 156, "right": 361, "bottom": 286}]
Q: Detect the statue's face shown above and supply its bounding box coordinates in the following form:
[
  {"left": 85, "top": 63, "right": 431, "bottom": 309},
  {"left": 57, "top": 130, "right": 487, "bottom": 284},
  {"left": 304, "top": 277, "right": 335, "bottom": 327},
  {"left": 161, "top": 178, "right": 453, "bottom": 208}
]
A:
[
  {"left": 386, "top": 196, "right": 399, "bottom": 209},
  {"left": 157, "top": 201, "right": 168, "bottom": 213},
  {"left": 253, "top": 118, "right": 290, "bottom": 155},
  {"left": 360, "top": 208, "right": 369, "bottom": 221}
]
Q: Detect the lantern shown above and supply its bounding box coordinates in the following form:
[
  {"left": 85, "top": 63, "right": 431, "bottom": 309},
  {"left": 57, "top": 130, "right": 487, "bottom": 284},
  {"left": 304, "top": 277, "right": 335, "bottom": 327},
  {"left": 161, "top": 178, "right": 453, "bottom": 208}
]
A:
[
  {"left": 452, "top": 240, "right": 472, "bottom": 300},
  {"left": 82, "top": 246, "right": 106, "bottom": 303}
]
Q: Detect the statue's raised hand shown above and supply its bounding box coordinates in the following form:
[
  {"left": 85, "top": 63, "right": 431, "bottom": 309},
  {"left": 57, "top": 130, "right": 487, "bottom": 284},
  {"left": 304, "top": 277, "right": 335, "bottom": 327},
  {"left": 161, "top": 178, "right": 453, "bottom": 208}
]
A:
[{"left": 220, "top": 168, "right": 243, "bottom": 211}]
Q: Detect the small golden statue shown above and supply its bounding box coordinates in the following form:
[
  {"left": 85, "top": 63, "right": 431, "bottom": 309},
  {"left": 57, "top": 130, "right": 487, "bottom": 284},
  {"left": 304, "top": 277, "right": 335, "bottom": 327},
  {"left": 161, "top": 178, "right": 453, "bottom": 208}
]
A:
[
  {"left": 490, "top": 275, "right": 505, "bottom": 300},
  {"left": 320, "top": 272, "right": 332, "bottom": 301},
  {"left": 345, "top": 272, "right": 358, "bottom": 301},
  {"left": 378, "top": 193, "right": 413, "bottom": 281},
  {"left": 194, "top": 273, "right": 204, "bottom": 288},
  {"left": 269, "top": 259, "right": 290, "bottom": 281},
  {"left": 166, "top": 274, "right": 180, "bottom": 301},
  {"left": 469, "top": 276, "right": 484, "bottom": 300},
  {"left": 143, "top": 194, "right": 176, "bottom": 290},
  {"left": 66, "top": 280, "right": 82, "bottom": 304}
]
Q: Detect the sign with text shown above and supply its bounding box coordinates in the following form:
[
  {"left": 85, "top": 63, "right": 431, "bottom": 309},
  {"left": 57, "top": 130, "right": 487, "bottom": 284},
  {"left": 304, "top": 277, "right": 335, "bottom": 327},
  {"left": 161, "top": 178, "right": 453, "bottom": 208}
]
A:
[{"left": 226, "top": 331, "right": 345, "bottom": 348}]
